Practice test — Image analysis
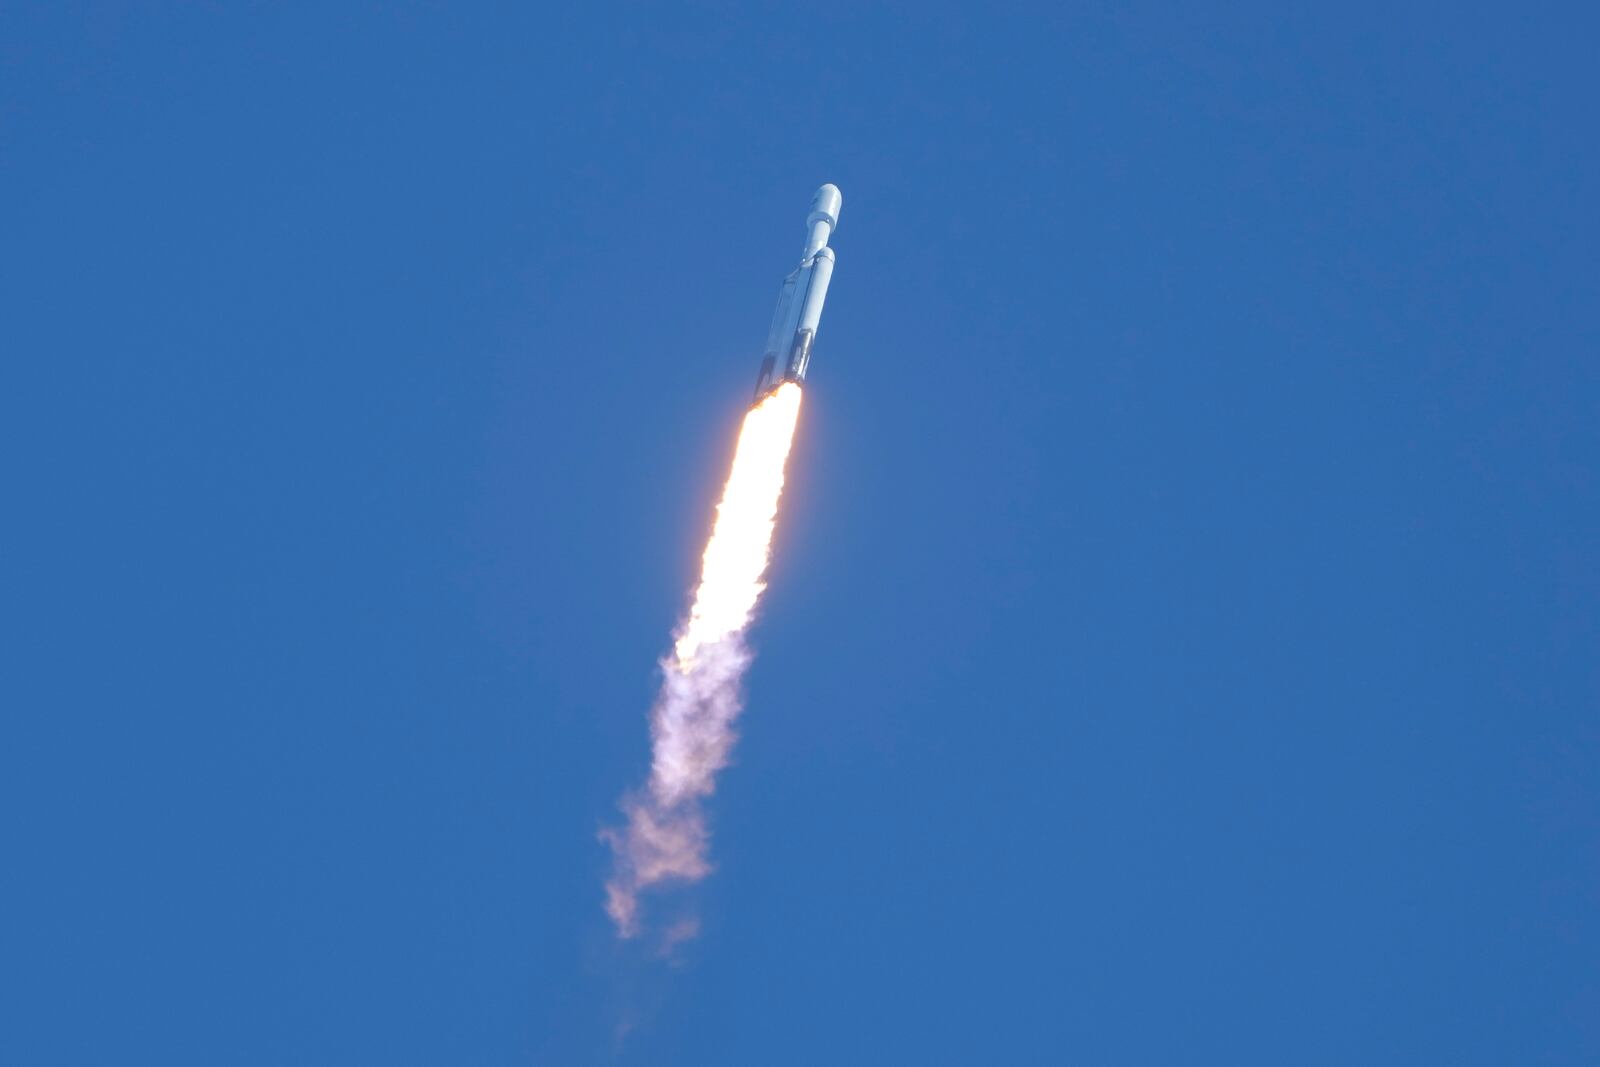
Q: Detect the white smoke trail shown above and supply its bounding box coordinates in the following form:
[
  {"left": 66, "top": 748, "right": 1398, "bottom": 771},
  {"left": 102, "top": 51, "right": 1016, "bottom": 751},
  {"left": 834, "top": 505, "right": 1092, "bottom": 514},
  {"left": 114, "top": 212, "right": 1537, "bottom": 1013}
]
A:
[{"left": 602, "top": 382, "right": 804, "bottom": 939}]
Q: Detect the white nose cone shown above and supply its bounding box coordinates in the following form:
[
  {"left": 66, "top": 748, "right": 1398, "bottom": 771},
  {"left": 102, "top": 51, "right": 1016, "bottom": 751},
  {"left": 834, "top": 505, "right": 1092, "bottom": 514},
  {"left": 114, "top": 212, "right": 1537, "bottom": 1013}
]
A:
[
  {"left": 808, "top": 184, "right": 843, "bottom": 228},
  {"left": 804, "top": 184, "right": 843, "bottom": 257}
]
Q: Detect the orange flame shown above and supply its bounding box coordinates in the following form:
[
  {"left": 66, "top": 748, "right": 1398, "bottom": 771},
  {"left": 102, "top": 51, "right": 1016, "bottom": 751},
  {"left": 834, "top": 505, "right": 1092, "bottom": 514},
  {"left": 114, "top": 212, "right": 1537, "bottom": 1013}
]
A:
[{"left": 672, "top": 382, "right": 803, "bottom": 668}]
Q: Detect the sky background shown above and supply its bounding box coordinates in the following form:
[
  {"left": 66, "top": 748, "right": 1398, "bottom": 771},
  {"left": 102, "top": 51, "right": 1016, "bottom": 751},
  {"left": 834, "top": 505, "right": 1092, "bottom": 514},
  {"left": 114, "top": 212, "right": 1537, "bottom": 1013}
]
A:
[{"left": 4, "top": 3, "right": 1597, "bottom": 1064}]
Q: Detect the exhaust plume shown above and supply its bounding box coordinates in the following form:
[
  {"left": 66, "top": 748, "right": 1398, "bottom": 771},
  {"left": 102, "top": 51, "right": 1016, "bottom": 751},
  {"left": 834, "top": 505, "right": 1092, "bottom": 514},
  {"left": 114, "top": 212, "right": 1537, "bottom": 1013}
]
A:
[{"left": 602, "top": 382, "right": 804, "bottom": 939}]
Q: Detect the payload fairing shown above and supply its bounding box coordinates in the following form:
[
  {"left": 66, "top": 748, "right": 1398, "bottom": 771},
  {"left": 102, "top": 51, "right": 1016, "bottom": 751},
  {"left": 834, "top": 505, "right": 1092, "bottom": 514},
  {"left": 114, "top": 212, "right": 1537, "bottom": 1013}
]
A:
[{"left": 752, "top": 184, "right": 842, "bottom": 400}]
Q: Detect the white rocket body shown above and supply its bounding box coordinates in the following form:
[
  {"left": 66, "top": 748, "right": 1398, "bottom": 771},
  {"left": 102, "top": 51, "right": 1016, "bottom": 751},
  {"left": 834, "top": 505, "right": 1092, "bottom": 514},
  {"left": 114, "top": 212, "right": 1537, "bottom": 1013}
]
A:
[{"left": 753, "top": 184, "right": 841, "bottom": 400}]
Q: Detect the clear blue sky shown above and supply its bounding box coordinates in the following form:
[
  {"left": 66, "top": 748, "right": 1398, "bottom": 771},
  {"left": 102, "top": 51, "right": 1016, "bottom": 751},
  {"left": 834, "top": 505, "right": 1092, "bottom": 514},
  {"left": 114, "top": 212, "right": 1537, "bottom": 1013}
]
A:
[{"left": 5, "top": 4, "right": 1596, "bottom": 1064}]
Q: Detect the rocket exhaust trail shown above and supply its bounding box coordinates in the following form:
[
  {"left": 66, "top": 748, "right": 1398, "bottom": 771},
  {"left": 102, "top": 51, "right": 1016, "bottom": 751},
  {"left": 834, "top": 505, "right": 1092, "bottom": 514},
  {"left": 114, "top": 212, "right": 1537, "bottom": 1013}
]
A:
[
  {"left": 602, "top": 185, "right": 840, "bottom": 942},
  {"left": 602, "top": 383, "right": 804, "bottom": 939}
]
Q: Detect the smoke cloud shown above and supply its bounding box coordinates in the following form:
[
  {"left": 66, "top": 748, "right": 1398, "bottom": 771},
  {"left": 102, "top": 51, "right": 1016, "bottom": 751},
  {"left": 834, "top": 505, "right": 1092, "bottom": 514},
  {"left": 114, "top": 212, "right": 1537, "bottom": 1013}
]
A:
[{"left": 602, "top": 383, "right": 803, "bottom": 939}]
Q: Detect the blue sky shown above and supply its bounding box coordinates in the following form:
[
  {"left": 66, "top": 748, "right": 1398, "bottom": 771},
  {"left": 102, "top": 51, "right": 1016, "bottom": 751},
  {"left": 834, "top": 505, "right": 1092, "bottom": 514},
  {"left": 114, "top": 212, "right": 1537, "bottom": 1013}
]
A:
[{"left": 5, "top": 4, "right": 1596, "bottom": 1063}]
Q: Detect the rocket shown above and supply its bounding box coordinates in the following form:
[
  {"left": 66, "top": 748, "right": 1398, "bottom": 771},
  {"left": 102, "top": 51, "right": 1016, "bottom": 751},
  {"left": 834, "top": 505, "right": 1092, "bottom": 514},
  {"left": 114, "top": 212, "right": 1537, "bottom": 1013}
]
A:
[{"left": 752, "top": 184, "right": 842, "bottom": 401}]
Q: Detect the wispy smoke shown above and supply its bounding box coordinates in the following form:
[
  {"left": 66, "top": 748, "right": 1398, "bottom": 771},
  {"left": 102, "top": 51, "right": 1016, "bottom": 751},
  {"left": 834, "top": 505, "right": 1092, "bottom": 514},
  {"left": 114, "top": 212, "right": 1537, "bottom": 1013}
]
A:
[
  {"left": 602, "top": 383, "right": 803, "bottom": 940},
  {"left": 600, "top": 635, "right": 748, "bottom": 936}
]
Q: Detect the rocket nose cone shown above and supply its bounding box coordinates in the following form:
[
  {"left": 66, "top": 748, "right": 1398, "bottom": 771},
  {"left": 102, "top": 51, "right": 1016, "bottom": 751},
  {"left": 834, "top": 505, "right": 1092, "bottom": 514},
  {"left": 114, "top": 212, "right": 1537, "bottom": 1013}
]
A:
[{"left": 808, "top": 184, "right": 842, "bottom": 229}]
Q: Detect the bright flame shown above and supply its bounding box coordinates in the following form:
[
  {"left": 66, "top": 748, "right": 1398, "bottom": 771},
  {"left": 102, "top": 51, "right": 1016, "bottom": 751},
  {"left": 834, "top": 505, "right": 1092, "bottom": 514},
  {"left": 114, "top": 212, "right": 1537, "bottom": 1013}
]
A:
[
  {"left": 674, "top": 383, "right": 803, "bottom": 667},
  {"left": 602, "top": 382, "right": 803, "bottom": 940}
]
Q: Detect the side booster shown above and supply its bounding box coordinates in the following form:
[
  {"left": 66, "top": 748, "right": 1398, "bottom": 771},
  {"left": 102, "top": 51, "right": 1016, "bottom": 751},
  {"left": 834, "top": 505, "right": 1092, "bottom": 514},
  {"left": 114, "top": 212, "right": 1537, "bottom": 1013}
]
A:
[{"left": 753, "top": 184, "right": 842, "bottom": 400}]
